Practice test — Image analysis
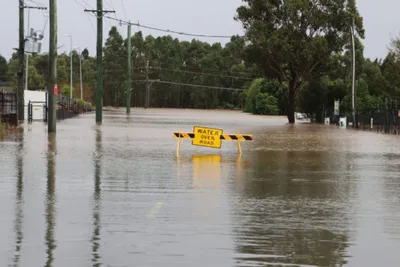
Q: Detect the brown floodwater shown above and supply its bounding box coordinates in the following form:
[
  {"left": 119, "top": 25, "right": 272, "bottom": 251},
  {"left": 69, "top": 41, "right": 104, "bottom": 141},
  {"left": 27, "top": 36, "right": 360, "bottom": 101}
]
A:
[{"left": 1, "top": 108, "right": 400, "bottom": 267}]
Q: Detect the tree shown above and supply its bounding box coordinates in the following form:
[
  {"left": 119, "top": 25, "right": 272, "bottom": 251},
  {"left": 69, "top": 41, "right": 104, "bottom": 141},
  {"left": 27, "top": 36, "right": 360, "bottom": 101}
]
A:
[
  {"left": 82, "top": 48, "right": 90, "bottom": 60},
  {"left": 0, "top": 54, "right": 7, "bottom": 81},
  {"left": 381, "top": 49, "right": 400, "bottom": 99},
  {"left": 235, "top": 0, "right": 364, "bottom": 123},
  {"left": 103, "top": 26, "right": 127, "bottom": 107}
]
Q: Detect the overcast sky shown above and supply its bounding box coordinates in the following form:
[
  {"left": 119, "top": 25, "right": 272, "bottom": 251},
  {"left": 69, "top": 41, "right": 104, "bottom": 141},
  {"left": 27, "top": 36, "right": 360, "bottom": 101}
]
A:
[{"left": 1, "top": 0, "right": 399, "bottom": 60}]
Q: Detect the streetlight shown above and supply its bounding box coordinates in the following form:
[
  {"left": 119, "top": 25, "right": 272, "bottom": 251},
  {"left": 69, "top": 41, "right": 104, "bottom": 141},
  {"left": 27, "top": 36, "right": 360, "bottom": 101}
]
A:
[
  {"left": 65, "top": 34, "right": 73, "bottom": 100},
  {"left": 75, "top": 47, "right": 85, "bottom": 100}
]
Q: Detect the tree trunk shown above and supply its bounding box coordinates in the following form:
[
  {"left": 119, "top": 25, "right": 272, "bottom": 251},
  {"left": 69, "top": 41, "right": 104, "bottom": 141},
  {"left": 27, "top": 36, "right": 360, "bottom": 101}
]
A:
[{"left": 287, "top": 88, "right": 296, "bottom": 124}]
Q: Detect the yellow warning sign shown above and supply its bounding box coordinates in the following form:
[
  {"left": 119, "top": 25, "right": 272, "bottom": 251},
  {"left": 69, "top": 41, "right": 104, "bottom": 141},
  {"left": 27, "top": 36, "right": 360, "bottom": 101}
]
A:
[{"left": 192, "top": 126, "right": 223, "bottom": 149}]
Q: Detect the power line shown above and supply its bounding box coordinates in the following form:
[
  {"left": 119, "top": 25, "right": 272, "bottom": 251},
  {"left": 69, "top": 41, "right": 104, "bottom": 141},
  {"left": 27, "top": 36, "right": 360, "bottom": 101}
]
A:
[
  {"left": 120, "top": 0, "right": 127, "bottom": 19},
  {"left": 103, "top": 15, "right": 236, "bottom": 39},
  {"left": 132, "top": 79, "right": 245, "bottom": 91},
  {"left": 150, "top": 67, "right": 255, "bottom": 80},
  {"left": 85, "top": 79, "right": 245, "bottom": 92},
  {"left": 74, "top": 0, "right": 88, "bottom": 9},
  {"left": 157, "top": 61, "right": 261, "bottom": 76},
  {"left": 27, "top": 0, "right": 46, "bottom": 8},
  {"left": 74, "top": 0, "right": 104, "bottom": 36},
  {"left": 103, "top": 0, "right": 114, "bottom": 10},
  {"left": 107, "top": 0, "right": 122, "bottom": 29}
]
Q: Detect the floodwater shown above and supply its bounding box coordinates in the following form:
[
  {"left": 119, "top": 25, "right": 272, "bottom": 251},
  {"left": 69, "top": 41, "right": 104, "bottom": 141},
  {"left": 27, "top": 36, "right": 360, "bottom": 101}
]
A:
[{"left": 1, "top": 108, "right": 400, "bottom": 267}]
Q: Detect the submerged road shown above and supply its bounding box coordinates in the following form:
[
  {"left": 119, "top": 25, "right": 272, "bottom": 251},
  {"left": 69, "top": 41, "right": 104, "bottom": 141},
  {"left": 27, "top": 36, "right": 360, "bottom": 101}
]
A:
[{"left": 1, "top": 108, "right": 400, "bottom": 267}]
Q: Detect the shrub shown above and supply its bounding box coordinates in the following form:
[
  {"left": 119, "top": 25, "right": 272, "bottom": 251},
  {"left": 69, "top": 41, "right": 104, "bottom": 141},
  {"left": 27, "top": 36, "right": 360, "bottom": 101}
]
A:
[{"left": 255, "top": 93, "right": 280, "bottom": 115}]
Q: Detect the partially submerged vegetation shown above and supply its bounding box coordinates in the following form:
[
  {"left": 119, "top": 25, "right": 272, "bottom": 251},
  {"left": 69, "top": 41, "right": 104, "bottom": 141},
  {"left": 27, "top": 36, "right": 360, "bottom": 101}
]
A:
[{"left": 0, "top": 122, "right": 6, "bottom": 139}]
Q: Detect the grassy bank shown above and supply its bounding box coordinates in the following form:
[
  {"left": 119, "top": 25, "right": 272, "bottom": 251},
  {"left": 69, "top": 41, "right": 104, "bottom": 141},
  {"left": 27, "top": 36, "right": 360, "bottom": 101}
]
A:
[{"left": 0, "top": 122, "right": 4, "bottom": 139}]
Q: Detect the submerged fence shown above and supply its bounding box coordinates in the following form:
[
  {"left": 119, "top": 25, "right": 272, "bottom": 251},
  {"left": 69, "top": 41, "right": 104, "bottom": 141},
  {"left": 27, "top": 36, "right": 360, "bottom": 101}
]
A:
[
  {"left": 1, "top": 91, "right": 94, "bottom": 125},
  {"left": 351, "top": 108, "right": 400, "bottom": 135},
  {"left": 0, "top": 92, "right": 17, "bottom": 125},
  {"left": 327, "top": 105, "right": 400, "bottom": 135}
]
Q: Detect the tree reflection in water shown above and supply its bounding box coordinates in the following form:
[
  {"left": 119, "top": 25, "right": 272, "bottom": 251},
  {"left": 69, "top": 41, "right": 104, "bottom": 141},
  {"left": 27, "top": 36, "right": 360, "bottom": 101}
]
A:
[{"left": 92, "top": 126, "right": 102, "bottom": 266}]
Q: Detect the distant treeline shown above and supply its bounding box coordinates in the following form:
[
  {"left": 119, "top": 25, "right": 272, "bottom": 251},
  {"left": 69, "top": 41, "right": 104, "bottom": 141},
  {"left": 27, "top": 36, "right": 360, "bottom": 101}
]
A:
[{"left": 1, "top": 0, "right": 400, "bottom": 123}]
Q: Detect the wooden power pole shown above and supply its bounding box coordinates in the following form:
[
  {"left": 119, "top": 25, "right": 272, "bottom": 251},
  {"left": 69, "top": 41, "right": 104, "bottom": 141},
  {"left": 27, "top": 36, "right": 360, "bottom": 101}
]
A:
[
  {"left": 48, "top": 0, "right": 57, "bottom": 133},
  {"left": 85, "top": 1, "right": 114, "bottom": 124},
  {"left": 351, "top": 17, "right": 358, "bottom": 128},
  {"left": 126, "top": 23, "right": 132, "bottom": 114},
  {"left": 95, "top": 0, "right": 103, "bottom": 124},
  {"left": 18, "top": 0, "right": 25, "bottom": 122}
]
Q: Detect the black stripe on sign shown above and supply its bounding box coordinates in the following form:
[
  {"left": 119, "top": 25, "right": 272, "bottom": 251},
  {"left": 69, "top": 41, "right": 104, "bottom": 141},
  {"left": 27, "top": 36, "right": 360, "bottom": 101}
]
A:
[
  {"left": 229, "top": 135, "right": 239, "bottom": 140},
  {"left": 219, "top": 135, "right": 253, "bottom": 140},
  {"left": 174, "top": 133, "right": 195, "bottom": 138}
]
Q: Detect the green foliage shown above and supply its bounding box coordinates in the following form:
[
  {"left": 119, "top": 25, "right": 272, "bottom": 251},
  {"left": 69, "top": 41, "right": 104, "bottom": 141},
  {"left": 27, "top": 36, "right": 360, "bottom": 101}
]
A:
[
  {"left": 341, "top": 77, "right": 384, "bottom": 113},
  {"left": 244, "top": 78, "right": 263, "bottom": 113},
  {"left": 62, "top": 85, "right": 73, "bottom": 96},
  {"left": 0, "top": 123, "right": 4, "bottom": 139},
  {"left": 244, "top": 78, "right": 282, "bottom": 115},
  {"left": 0, "top": 54, "right": 7, "bottom": 81},
  {"left": 75, "top": 98, "right": 93, "bottom": 111},
  {"left": 235, "top": 0, "right": 365, "bottom": 122},
  {"left": 255, "top": 93, "right": 279, "bottom": 115}
]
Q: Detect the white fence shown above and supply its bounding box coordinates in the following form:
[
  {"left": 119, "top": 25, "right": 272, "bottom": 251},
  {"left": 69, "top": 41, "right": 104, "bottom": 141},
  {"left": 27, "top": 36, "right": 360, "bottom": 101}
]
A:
[{"left": 24, "top": 90, "right": 47, "bottom": 121}]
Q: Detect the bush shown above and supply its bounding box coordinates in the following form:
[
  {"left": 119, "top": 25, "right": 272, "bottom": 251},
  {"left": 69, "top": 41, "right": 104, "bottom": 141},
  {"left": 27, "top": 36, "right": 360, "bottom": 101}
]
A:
[
  {"left": 244, "top": 78, "right": 264, "bottom": 113},
  {"left": 244, "top": 78, "right": 286, "bottom": 115},
  {"left": 255, "top": 93, "right": 280, "bottom": 115}
]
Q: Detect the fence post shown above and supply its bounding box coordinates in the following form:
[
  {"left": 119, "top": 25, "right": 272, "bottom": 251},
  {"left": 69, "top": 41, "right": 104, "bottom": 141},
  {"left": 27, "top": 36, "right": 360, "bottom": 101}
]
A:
[{"left": 28, "top": 100, "right": 31, "bottom": 122}]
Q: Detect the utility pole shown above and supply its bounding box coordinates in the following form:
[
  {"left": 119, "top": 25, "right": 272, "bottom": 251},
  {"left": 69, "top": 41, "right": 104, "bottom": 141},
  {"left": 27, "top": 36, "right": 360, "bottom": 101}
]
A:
[
  {"left": 48, "top": 0, "right": 57, "bottom": 133},
  {"left": 351, "top": 17, "right": 357, "bottom": 128},
  {"left": 18, "top": 0, "right": 25, "bottom": 122},
  {"left": 85, "top": 2, "right": 115, "bottom": 124},
  {"left": 126, "top": 23, "right": 132, "bottom": 114},
  {"left": 145, "top": 60, "right": 149, "bottom": 109},
  {"left": 25, "top": 9, "right": 30, "bottom": 91},
  {"left": 95, "top": 0, "right": 102, "bottom": 123}
]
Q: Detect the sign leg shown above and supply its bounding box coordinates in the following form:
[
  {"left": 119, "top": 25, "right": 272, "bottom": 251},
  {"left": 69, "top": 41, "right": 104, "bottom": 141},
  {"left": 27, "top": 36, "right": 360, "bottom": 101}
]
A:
[
  {"left": 177, "top": 128, "right": 182, "bottom": 158},
  {"left": 237, "top": 131, "right": 242, "bottom": 155}
]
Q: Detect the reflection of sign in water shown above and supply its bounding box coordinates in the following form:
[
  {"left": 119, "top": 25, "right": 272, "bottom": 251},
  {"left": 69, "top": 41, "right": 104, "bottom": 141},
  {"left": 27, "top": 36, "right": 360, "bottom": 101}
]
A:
[
  {"left": 192, "top": 126, "right": 223, "bottom": 149},
  {"left": 334, "top": 100, "right": 340, "bottom": 116},
  {"left": 192, "top": 154, "right": 221, "bottom": 190}
]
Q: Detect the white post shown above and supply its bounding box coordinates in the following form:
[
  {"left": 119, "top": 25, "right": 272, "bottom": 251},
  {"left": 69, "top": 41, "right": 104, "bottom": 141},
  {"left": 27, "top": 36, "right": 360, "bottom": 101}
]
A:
[
  {"left": 69, "top": 36, "right": 73, "bottom": 100},
  {"left": 79, "top": 48, "right": 83, "bottom": 100}
]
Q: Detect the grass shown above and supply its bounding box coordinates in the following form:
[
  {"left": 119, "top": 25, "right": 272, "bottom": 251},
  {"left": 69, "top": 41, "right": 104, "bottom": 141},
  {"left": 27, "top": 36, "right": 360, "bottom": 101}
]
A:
[{"left": 0, "top": 122, "right": 4, "bottom": 139}]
